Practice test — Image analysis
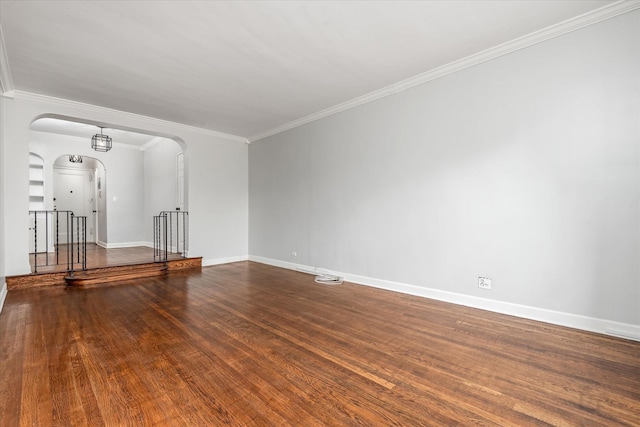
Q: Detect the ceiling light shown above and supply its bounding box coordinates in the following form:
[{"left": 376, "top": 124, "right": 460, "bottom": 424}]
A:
[
  {"left": 91, "top": 127, "right": 112, "bottom": 152},
  {"left": 68, "top": 154, "right": 83, "bottom": 163}
]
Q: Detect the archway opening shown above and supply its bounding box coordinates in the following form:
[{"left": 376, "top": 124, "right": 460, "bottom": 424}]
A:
[
  {"left": 52, "top": 154, "right": 105, "bottom": 244},
  {"left": 27, "top": 116, "right": 187, "bottom": 271}
]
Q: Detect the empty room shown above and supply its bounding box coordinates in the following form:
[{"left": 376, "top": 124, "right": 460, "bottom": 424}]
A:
[{"left": 1, "top": 1, "right": 639, "bottom": 425}]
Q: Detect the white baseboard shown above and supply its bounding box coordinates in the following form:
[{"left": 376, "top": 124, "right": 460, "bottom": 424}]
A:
[
  {"left": 249, "top": 255, "right": 640, "bottom": 342},
  {"left": 202, "top": 255, "right": 249, "bottom": 267},
  {"left": 97, "top": 241, "right": 152, "bottom": 249},
  {"left": 0, "top": 281, "right": 7, "bottom": 314}
]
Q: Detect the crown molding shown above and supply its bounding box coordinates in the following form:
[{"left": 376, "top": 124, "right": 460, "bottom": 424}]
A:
[
  {"left": 114, "top": 141, "right": 146, "bottom": 151},
  {"left": 11, "top": 90, "right": 250, "bottom": 144},
  {"left": 249, "top": 0, "right": 640, "bottom": 142},
  {"left": 139, "top": 136, "right": 166, "bottom": 152},
  {"left": 0, "top": 24, "right": 15, "bottom": 95},
  {"left": 30, "top": 129, "right": 142, "bottom": 151}
]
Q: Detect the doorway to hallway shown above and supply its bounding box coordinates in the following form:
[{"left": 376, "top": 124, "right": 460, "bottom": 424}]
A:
[{"left": 53, "top": 155, "right": 104, "bottom": 244}]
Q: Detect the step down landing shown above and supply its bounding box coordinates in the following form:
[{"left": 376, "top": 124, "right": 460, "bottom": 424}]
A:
[
  {"left": 6, "top": 257, "right": 202, "bottom": 290},
  {"left": 65, "top": 263, "right": 168, "bottom": 286}
]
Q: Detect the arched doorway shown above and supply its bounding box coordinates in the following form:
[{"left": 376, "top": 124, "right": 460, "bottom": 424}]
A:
[
  {"left": 52, "top": 154, "right": 105, "bottom": 244},
  {"left": 28, "top": 117, "right": 187, "bottom": 271}
]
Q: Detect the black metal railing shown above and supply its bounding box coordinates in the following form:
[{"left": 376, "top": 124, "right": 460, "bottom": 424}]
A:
[
  {"left": 69, "top": 214, "right": 87, "bottom": 276},
  {"left": 153, "top": 210, "right": 188, "bottom": 263},
  {"left": 29, "top": 210, "right": 87, "bottom": 274}
]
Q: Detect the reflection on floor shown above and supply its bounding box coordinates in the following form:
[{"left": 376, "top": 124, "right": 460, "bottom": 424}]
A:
[
  {"left": 3, "top": 261, "right": 639, "bottom": 425},
  {"left": 30, "top": 244, "right": 184, "bottom": 273}
]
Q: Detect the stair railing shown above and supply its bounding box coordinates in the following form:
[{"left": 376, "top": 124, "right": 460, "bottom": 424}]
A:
[
  {"left": 153, "top": 210, "right": 189, "bottom": 263},
  {"left": 29, "top": 210, "right": 87, "bottom": 274},
  {"left": 68, "top": 214, "right": 87, "bottom": 277}
]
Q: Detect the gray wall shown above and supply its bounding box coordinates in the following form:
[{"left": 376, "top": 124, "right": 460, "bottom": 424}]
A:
[
  {"left": 188, "top": 136, "right": 248, "bottom": 263},
  {"left": 0, "top": 92, "right": 5, "bottom": 308},
  {"left": 250, "top": 11, "right": 640, "bottom": 326},
  {"left": 104, "top": 145, "right": 146, "bottom": 245},
  {"left": 143, "top": 139, "right": 182, "bottom": 243}
]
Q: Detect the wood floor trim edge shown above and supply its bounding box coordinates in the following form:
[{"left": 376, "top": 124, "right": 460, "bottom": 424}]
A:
[{"left": 248, "top": 255, "right": 640, "bottom": 342}]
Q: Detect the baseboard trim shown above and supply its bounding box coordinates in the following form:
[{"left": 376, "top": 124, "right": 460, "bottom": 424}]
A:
[
  {"left": 98, "top": 241, "right": 151, "bottom": 249},
  {"left": 202, "top": 255, "right": 249, "bottom": 267},
  {"left": 248, "top": 255, "right": 640, "bottom": 342},
  {"left": 0, "top": 281, "right": 7, "bottom": 314}
]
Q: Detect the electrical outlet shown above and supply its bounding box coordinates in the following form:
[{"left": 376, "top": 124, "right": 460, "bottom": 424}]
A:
[
  {"left": 478, "top": 277, "right": 492, "bottom": 290},
  {"left": 291, "top": 251, "right": 297, "bottom": 257}
]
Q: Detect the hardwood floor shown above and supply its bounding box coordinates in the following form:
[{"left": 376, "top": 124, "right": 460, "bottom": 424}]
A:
[
  {"left": 30, "top": 244, "right": 184, "bottom": 273},
  {"left": 1, "top": 261, "right": 639, "bottom": 426}
]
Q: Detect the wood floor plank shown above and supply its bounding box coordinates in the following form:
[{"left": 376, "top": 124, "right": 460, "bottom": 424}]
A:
[
  {"left": 134, "top": 282, "right": 346, "bottom": 426},
  {"left": 207, "top": 282, "right": 538, "bottom": 425},
  {"left": 0, "top": 305, "right": 27, "bottom": 427},
  {"left": 1, "top": 261, "right": 639, "bottom": 426},
  {"left": 203, "top": 301, "right": 439, "bottom": 426},
  {"left": 20, "top": 308, "right": 53, "bottom": 425}
]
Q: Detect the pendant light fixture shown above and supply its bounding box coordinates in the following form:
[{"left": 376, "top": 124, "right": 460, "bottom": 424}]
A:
[
  {"left": 68, "top": 154, "right": 83, "bottom": 163},
  {"left": 91, "top": 127, "right": 112, "bottom": 152}
]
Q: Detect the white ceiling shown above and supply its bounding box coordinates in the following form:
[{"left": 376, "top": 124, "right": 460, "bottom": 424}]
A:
[{"left": 0, "top": 1, "right": 620, "bottom": 140}]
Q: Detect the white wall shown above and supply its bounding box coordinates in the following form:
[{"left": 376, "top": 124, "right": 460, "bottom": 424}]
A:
[
  {"left": 143, "top": 138, "right": 182, "bottom": 243},
  {"left": 95, "top": 161, "right": 107, "bottom": 244},
  {"left": 0, "top": 94, "right": 7, "bottom": 312},
  {"left": 249, "top": 11, "right": 640, "bottom": 336},
  {"left": 1, "top": 94, "right": 248, "bottom": 276}
]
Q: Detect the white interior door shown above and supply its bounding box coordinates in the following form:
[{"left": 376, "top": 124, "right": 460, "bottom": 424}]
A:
[{"left": 53, "top": 168, "right": 95, "bottom": 243}]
